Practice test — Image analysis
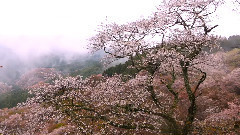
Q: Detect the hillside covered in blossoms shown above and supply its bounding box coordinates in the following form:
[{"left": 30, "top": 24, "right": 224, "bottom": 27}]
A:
[
  {"left": 1, "top": 0, "right": 240, "bottom": 134},
  {"left": 2, "top": 48, "right": 240, "bottom": 134}
]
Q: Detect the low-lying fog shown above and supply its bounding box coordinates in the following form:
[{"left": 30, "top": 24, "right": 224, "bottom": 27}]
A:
[{"left": 0, "top": 44, "right": 99, "bottom": 84}]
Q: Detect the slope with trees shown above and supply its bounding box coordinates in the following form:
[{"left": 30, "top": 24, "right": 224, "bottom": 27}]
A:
[
  {"left": 20, "top": 0, "right": 228, "bottom": 134},
  {"left": 220, "top": 35, "right": 240, "bottom": 51},
  {"left": 1, "top": 0, "right": 240, "bottom": 135},
  {"left": 0, "top": 86, "right": 29, "bottom": 109}
]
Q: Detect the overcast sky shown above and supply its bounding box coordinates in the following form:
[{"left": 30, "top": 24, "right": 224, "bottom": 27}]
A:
[{"left": 0, "top": 0, "right": 239, "bottom": 58}]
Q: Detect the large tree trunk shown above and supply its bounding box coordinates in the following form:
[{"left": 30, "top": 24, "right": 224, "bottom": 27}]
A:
[{"left": 181, "top": 62, "right": 197, "bottom": 135}]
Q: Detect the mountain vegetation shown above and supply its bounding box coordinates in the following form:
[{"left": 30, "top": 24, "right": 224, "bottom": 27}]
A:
[
  {"left": 0, "top": 52, "right": 105, "bottom": 109},
  {"left": 0, "top": 0, "right": 240, "bottom": 135},
  {"left": 220, "top": 35, "right": 240, "bottom": 51},
  {"left": 0, "top": 86, "right": 29, "bottom": 109}
]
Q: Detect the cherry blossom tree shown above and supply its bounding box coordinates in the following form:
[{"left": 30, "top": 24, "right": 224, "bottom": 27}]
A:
[
  {"left": 89, "top": 0, "right": 222, "bottom": 134},
  {"left": 23, "top": 0, "right": 224, "bottom": 135}
]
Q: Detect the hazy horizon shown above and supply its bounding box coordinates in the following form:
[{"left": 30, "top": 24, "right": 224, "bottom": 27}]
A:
[
  {"left": 0, "top": 0, "right": 239, "bottom": 61},
  {"left": 0, "top": 0, "right": 159, "bottom": 60}
]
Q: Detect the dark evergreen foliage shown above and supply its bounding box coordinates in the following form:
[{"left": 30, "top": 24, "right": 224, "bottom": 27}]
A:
[
  {"left": 220, "top": 35, "right": 240, "bottom": 51},
  {"left": 0, "top": 86, "right": 30, "bottom": 109},
  {"left": 103, "top": 60, "right": 138, "bottom": 77}
]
